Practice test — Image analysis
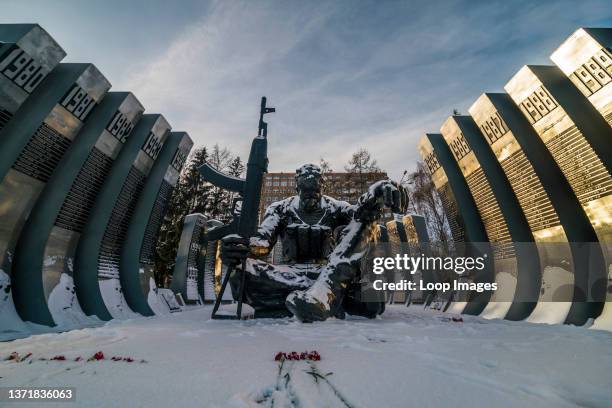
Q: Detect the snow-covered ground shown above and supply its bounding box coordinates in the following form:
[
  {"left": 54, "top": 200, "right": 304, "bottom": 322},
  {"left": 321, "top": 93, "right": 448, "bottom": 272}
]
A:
[{"left": 1, "top": 305, "right": 611, "bottom": 408}]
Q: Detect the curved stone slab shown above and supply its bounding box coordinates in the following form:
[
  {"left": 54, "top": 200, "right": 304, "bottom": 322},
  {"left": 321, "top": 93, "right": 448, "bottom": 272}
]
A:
[
  {"left": 120, "top": 131, "right": 192, "bottom": 316},
  {"left": 2, "top": 63, "right": 110, "bottom": 327},
  {"left": 418, "top": 134, "right": 492, "bottom": 315},
  {"left": 171, "top": 213, "right": 207, "bottom": 304},
  {"left": 505, "top": 65, "right": 611, "bottom": 325},
  {"left": 74, "top": 114, "right": 170, "bottom": 321},
  {"left": 11, "top": 92, "right": 143, "bottom": 327}
]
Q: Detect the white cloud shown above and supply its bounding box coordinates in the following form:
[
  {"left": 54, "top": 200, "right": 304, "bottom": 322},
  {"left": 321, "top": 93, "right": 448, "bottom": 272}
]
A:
[{"left": 114, "top": 0, "right": 612, "bottom": 180}]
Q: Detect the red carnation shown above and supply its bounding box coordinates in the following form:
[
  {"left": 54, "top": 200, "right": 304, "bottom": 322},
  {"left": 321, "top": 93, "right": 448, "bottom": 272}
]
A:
[
  {"left": 308, "top": 351, "right": 321, "bottom": 361},
  {"left": 88, "top": 351, "right": 105, "bottom": 361},
  {"left": 274, "top": 350, "right": 321, "bottom": 361},
  {"left": 274, "top": 350, "right": 322, "bottom": 361}
]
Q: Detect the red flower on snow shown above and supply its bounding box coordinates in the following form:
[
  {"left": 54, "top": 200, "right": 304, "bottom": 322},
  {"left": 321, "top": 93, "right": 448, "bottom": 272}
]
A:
[
  {"left": 88, "top": 351, "right": 105, "bottom": 361},
  {"left": 274, "top": 350, "right": 321, "bottom": 361},
  {"left": 308, "top": 351, "right": 321, "bottom": 361}
]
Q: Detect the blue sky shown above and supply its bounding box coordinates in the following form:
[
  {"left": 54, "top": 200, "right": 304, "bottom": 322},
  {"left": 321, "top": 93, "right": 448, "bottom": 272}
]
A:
[{"left": 3, "top": 0, "right": 611, "bottom": 179}]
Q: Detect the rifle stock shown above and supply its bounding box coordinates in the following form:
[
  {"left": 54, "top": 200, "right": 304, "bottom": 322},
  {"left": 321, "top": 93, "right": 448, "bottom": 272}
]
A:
[{"left": 199, "top": 163, "right": 245, "bottom": 193}]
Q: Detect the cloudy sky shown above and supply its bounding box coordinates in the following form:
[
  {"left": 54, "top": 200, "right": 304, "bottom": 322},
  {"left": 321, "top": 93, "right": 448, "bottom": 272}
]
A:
[{"left": 3, "top": 0, "right": 612, "bottom": 179}]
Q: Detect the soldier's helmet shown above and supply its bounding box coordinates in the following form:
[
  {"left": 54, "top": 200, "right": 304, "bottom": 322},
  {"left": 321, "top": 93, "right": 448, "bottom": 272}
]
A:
[{"left": 295, "top": 163, "right": 325, "bottom": 190}]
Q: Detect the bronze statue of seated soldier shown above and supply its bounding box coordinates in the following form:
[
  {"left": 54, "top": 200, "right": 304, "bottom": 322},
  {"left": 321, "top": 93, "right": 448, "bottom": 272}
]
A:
[{"left": 222, "top": 163, "right": 408, "bottom": 322}]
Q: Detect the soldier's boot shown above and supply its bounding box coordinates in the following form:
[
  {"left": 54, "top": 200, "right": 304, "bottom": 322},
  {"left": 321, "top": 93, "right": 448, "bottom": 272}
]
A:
[{"left": 285, "top": 263, "right": 354, "bottom": 322}]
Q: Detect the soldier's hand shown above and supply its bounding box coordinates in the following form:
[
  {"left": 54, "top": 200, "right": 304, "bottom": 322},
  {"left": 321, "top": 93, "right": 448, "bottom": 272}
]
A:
[
  {"left": 221, "top": 235, "right": 250, "bottom": 266},
  {"left": 372, "top": 180, "right": 408, "bottom": 213}
]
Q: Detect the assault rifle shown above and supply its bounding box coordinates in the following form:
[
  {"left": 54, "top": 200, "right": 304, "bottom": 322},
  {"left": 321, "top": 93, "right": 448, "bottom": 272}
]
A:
[{"left": 199, "top": 97, "right": 275, "bottom": 319}]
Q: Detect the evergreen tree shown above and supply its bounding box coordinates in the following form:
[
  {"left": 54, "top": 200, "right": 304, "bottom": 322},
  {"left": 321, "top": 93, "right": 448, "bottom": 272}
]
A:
[
  {"left": 228, "top": 155, "right": 245, "bottom": 177},
  {"left": 154, "top": 147, "right": 210, "bottom": 286},
  {"left": 153, "top": 144, "right": 247, "bottom": 287},
  {"left": 225, "top": 155, "right": 245, "bottom": 221},
  {"left": 182, "top": 147, "right": 211, "bottom": 213}
]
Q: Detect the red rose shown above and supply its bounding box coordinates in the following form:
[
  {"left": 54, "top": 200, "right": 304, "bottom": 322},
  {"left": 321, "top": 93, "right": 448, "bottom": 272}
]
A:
[
  {"left": 89, "top": 351, "right": 105, "bottom": 361},
  {"left": 274, "top": 350, "right": 322, "bottom": 361},
  {"left": 308, "top": 351, "right": 321, "bottom": 361}
]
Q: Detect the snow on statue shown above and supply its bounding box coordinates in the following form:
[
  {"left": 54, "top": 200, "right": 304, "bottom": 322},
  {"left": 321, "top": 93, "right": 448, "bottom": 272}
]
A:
[
  {"left": 222, "top": 163, "right": 408, "bottom": 322},
  {"left": 0, "top": 268, "right": 11, "bottom": 314}
]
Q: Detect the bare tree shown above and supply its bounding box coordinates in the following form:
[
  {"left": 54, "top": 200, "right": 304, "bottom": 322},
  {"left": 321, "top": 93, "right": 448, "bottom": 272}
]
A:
[
  {"left": 208, "top": 144, "right": 233, "bottom": 171},
  {"left": 319, "top": 157, "right": 333, "bottom": 174},
  {"left": 344, "top": 148, "right": 382, "bottom": 193},
  {"left": 207, "top": 144, "right": 235, "bottom": 222},
  {"left": 405, "top": 161, "right": 451, "bottom": 252}
]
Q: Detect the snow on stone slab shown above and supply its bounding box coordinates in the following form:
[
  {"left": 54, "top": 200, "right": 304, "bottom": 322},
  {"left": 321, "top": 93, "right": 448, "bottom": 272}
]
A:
[
  {"left": 99, "top": 278, "right": 140, "bottom": 320},
  {"left": 0, "top": 306, "right": 611, "bottom": 408},
  {"left": 147, "top": 277, "right": 171, "bottom": 315},
  {"left": 48, "top": 273, "right": 102, "bottom": 330},
  {"left": 0, "top": 269, "right": 30, "bottom": 339}
]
